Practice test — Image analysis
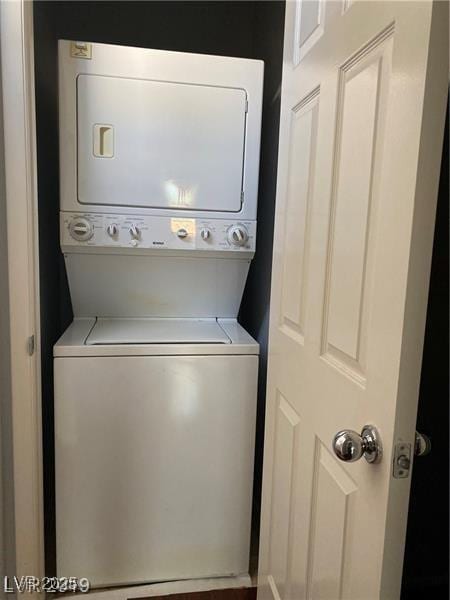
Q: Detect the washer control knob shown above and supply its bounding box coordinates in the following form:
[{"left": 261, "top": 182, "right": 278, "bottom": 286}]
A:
[
  {"left": 227, "top": 224, "right": 248, "bottom": 247},
  {"left": 129, "top": 225, "right": 140, "bottom": 239},
  {"left": 200, "top": 228, "right": 211, "bottom": 241},
  {"left": 107, "top": 224, "right": 118, "bottom": 237},
  {"left": 68, "top": 217, "right": 94, "bottom": 242},
  {"left": 177, "top": 228, "right": 189, "bottom": 239}
]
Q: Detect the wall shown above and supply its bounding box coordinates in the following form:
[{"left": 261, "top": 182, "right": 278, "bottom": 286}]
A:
[
  {"left": 238, "top": 2, "right": 285, "bottom": 567},
  {"left": 33, "top": 0, "right": 284, "bottom": 575},
  {"left": 401, "top": 99, "right": 449, "bottom": 599}
]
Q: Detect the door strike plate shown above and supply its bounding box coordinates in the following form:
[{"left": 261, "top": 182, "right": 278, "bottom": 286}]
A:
[{"left": 393, "top": 442, "right": 412, "bottom": 479}]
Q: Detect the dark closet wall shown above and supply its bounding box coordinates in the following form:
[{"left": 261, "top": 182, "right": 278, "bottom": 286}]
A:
[
  {"left": 401, "top": 103, "right": 449, "bottom": 599},
  {"left": 33, "top": 0, "right": 285, "bottom": 575}
]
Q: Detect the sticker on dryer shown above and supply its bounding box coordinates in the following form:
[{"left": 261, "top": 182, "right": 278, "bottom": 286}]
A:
[{"left": 70, "top": 41, "right": 92, "bottom": 59}]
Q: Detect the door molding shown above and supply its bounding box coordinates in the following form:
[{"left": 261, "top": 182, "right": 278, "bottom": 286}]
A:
[{"left": 1, "top": 0, "right": 45, "bottom": 589}]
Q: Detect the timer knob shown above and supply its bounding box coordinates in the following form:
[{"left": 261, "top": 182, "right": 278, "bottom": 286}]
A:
[
  {"left": 68, "top": 216, "right": 94, "bottom": 242},
  {"left": 200, "top": 228, "right": 211, "bottom": 241},
  {"left": 107, "top": 224, "right": 118, "bottom": 237},
  {"left": 227, "top": 224, "right": 248, "bottom": 247},
  {"left": 177, "top": 228, "right": 189, "bottom": 239},
  {"left": 129, "top": 225, "right": 140, "bottom": 239}
]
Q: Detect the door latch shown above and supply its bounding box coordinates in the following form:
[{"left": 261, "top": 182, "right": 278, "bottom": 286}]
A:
[
  {"left": 393, "top": 442, "right": 411, "bottom": 478},
  {"left": 393, "top": 432, "right": 431, "bottom": 479}
]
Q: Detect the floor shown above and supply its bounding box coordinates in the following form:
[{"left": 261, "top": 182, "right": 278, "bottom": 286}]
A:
[
  {"left": 135, "top": 589, "right": 256, "bottom": 600},
  {"left": 56, "top": 576, "right": 253, "bottom": 599}
]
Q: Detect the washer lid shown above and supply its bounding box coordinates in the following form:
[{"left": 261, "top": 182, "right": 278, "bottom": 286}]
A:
[{"left": 85, "top": 318, "right": 231, "bottom": 345}]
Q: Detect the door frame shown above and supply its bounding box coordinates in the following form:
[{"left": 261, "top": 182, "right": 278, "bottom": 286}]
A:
[{"left": 1, "top": 0, "right": 45, "bottom": 589}]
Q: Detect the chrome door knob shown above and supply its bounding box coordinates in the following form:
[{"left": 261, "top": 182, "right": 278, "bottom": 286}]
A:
[
  {"left": 332, "top": 424, "right": 382, "bottom": 464},
  {"left": 415, "top": 431, "right": 431, "bottom": 456}
]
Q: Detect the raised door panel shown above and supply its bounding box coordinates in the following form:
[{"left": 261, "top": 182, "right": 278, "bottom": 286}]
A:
[
  {"left": 266, "top": 392, "right": 301, "bottom": 600},
  {"left": 294, "top": 0, "right": 325, "bottom": 64},
  {"left": 279, "top": 90, "right": 319, "bottom": 345},
  {"left": 321, "top": 30, "right": 393, "bottom": 385},
  {"left": 308, "top": 442, "right": 357, "bottom": 599}
]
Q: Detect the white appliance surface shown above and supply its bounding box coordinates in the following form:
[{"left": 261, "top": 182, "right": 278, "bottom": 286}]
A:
[
  {"left": 55, "top": 41, "right": 263, "bottom": 589},
  {"left": 59, "top": 40, "right": 263, "bottom": 220},
  {"left": 55, "top": 336, "right": 258, "bottom": 587},
  {"left": 60, "top": 213, "right": 257, "bottom": 254},
  {"left": 55, "top": 318, "right": 259, "bottom": 357},
  {"left": 63, "top": 253, "right": 251, "bottom": 319},
  {"left": 86, "top": 318, "right": 231, "bottom": 345},
  {"left": 77, "top": 75, "right": 247, "bottom": 212}
]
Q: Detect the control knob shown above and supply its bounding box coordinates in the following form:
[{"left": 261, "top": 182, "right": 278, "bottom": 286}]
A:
[
  {"left": 200, "top": 228, "right": 211, "bottom": 241},
  {"left": 227, "top": 224, "right": 249, "bottom": 247},
  {"left": 177, "top": 228, "right": 189, "bottom": 239},
  {"left": 68, "top": 217, "right": 94, "bottom": 242},
  {"left": 107, "top": 224, "right": 118, "bottom": 237},
  {"left": 129, "top": 224, "right": 140, "bottom": 240}
]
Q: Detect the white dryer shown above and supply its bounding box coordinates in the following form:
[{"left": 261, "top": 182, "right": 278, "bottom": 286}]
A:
[{"left": 55, "top": 40, "right": 263, "bottom": 587}]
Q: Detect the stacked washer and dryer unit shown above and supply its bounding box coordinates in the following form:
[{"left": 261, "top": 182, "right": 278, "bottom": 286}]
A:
[{"left": 54, "top": 41, "right": 263, "bottom": 587}]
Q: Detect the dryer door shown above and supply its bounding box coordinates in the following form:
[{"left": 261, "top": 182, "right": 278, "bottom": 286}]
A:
[{"left": 77, "top": 75, "right": 247, "bottom": 212}]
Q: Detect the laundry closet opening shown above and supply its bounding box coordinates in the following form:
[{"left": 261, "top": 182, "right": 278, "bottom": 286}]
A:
[{"left": 33, "top": 0, "right": 285, "bottom": 585}]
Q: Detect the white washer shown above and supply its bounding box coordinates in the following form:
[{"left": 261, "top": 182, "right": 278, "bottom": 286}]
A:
[
  {"left": 55, "top": 41, "right": 263, "bottom": 587},
  {"left": 54, "top": 318, "right": 258, "bottom": 587}
]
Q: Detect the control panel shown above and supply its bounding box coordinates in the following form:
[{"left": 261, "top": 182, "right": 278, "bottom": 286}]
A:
[{"left": 61, "top": 213, "right": 256, "bottom": 253}]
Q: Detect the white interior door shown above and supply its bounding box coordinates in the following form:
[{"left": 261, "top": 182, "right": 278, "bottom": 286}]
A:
[{"left": 258, "top": 2, "right": 447, "bottom": 599}]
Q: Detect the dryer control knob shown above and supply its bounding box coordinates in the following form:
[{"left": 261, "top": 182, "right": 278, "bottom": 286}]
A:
[
  {"left": 177, "top": 228, "right": 189, "bottom": 239},
  {"left": 129, "top": 225, "right": 140, "bottom": 239},
  {"left": 107, "top": 224, "right": 118, "bottom": 237},
  {"left": 227, "top": 224, "right": 248, "bottom": 247},
  {"left": 200, "top": 228, "right": 211, "bottom": 241},
  {"left": 68, "top": 216, "right": 94, "bottom": 242}
]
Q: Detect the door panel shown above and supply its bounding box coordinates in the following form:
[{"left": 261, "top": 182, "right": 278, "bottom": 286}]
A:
[
  {"left": 77, "top": 75, "right": 247, "bottom": 211},
  {"left": 280, "top": 90, "right": 319, "bottom": 344},
  {"left": 293, "top": 0, "right": 324, "bottom": 64},
  {"left": 308, "top": 442, "right": 357, "bottom": 600},
  {"left": 268, "top": 393, "right": 301, "bottom": 600},
  {"left": 322, "top": 31, "right": 393, "bottom": 383},
  {"left": 259, "top": 1, "right": 447, "bottom": 599}
]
